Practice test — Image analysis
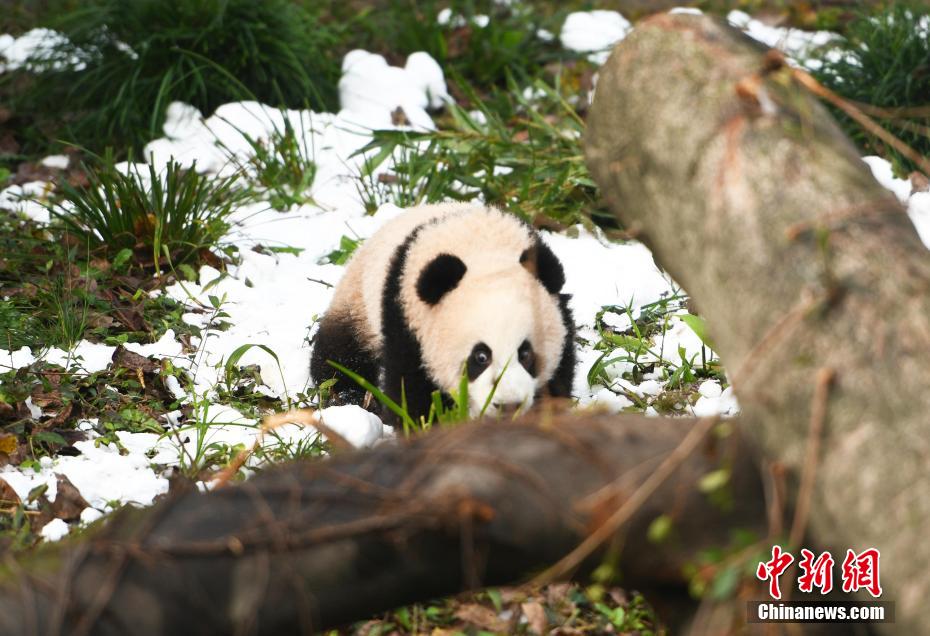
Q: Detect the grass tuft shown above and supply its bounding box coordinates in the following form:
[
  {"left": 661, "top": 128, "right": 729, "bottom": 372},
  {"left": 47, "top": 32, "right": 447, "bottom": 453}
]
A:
[
  {"left": 48, "top": 158, "right": 246, "bottom": 274},
  {"left": 355, "top": 76, "right": 609, "bottom": 228},
  {"left": 809, "top": 4, "right": 930, "bottom": 174},
  {"left": 3, "top": 0, "right": 343, "bottom": 154},
  {"left": 218, "top": 115, "right": 318, "bottom": 211}
]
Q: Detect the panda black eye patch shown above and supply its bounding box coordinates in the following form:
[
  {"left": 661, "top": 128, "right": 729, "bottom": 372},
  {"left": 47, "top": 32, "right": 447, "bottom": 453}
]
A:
[
  {"left": 518, "top": 339, "right": 536, "bottom": 376},
  {"left": 467, "top": 342, "right": 492, "bottom": 380}
]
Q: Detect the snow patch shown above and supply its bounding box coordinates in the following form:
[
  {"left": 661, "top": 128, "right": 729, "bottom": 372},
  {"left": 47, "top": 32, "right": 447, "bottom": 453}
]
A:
[
  {"left": 863, "top": 155, "right": 930, "bottom": 251},
  {"left": 339, "top": 50, "right": 447, "bottom": 130},
  {"left": 692, "top": 384, "right": 739, "bottom": 418},
  {"left": 41, "top": 341, "right": 116, "bottom": 373},
  {"left": 40, "top": 154, "right": 70, "bottom": 170},
  {"left": 544, "top": 227, "right": 674, "bottom": 327},
  {"left": 862, "top": 155, "right": 912, "bottom": 204},
  {"left": 727, "top": 10, "right": 837, "bottom": 66},
  {"left": 560, "top": 11, "right": 632, "bottom": 65},
  {"left": 319, "top": 405, "right": 393, "bottom": 448},
  {"left": 0, "top": 181, "right": 53, "bottom": 223},
  {"left": 40, "top": 518, "right": 70, "bottom": 542},
  {"left": 0, "top": 28, "right": 77, "bottom": 72}
]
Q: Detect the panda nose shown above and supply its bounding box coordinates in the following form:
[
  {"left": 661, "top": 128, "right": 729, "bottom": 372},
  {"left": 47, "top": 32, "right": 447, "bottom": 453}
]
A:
[{"left": 491, "top": 401, "right": 522, "bottom": 417}]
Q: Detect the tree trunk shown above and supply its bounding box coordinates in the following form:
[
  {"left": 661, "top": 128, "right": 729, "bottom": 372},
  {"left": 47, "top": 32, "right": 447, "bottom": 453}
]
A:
[
  {"left": 586, "top": 12, "right": 930, "bottom": 633},
  {"left": 0, "top": 415, "right": 764, "bottom": 635}
]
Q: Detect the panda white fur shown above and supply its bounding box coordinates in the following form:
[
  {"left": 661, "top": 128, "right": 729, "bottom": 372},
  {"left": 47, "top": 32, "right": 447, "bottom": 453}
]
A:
[{"left": 310, "top": 203, "right": 574, "bottom": 424}]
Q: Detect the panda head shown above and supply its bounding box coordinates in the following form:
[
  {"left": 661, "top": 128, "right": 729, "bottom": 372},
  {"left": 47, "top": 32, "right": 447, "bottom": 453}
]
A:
[{"left": 410, "top": 241, "right": 567, "bottom": 417}]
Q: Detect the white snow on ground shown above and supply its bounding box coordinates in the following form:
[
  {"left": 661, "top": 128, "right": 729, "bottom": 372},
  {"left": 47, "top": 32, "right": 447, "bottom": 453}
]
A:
[
  {"left": 692, "top": 380, "right": 740, "bottom": 418},
  {"left": 0, "top": 180, "right": 52, "bottom": 223},
  {"left": 863, "top": 155, "right": 913, "bottom": 204},
  {"left": 560, "top": 11, "right": 632, "bottom": 65},
  {"left": 0, "top": 425, "right": 173, "bottom": 510},
  {"left": 1, "top": 347, "right": 36, "bottom": 371},
  {"left": 437, "top": 9, "right": 492, "bottom": 31},
  {"left": 0, "top": 28, "right": 76, "bottom": 72},
  {"left": 39, "top": 518, "right": 69, "bottom": 541},
  {"left": 862, "top": 155, "right": 930, "bottom": 248},
  {"left": 545, "top": 230, "right": 672, "bottom": 326},
  {"left": 40, "top": 154, "right": 70, "bottom": 170},
  {"left": 42, "top": 341, "right": 117, "bottom": 374},
  {"left": 320, "top": 405, "right": 393, "bottom": 448},
  {"left": 339, "top": 50, "right": 449, "bottom": 130},
  {"left": 727, "top": 10, "right": 837, "bottom": 65}
]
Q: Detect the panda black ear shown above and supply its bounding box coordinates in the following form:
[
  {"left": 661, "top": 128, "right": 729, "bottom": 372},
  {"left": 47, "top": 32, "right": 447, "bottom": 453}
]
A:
[
  {"left": 520, "top": 240, "right": 565, "bottom": 294},
  {"left": 416, "top": 254, "right": 467, "bottom": 305}
]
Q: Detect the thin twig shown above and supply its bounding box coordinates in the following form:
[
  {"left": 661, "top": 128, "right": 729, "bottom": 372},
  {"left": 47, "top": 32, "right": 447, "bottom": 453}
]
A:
[
  {"left": 530, "top": 416, "right": 718, "bottom": 585},
  {"left": 788, "top": 367, "right": 835, "bottom": 549},
  {"left": 792, "top": 67, "right": 930, "bottom": 178},
  {"left": 731, "top": 292, "right": 820, "bottom": 388},
  {"left": 211, "top": 409, "right": 352, "bottom": 489}
]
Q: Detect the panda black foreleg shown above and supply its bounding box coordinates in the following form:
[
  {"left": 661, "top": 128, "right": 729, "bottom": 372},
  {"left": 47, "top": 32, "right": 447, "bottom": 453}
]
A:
[
  {"left": 381, "top": 340, "right": 438, "bottom": 427},
  {"left": 310, "top": 311, "right": 381, "bottom": 407},
  {"left": 547, "top": 293, "right": 577, "bottom": 397}
]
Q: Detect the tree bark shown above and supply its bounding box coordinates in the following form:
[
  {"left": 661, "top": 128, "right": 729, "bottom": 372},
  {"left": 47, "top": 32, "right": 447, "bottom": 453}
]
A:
[
  {"left": 586, "top": 12, "right": 930, "bottom": 634},
  {"left": 0, "top": 415, "right": 764, "bottom": 635}
]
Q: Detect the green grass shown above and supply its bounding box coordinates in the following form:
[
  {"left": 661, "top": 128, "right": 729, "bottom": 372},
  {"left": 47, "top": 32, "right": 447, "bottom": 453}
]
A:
[
  {"left": 328, "top": 360, "right": 495, "bottom": 436},
  {"left": 331, "top": 357, "right": 526, "bottom": 435},
  {"left": 48, "top": 158, "right": 246, "bottom": 275},
  {"left": 338, "top": 0, "right": 584, "bottom": 95},
  {"left": 0, "top": 208, "right": 209, "bottom": 350},
  {"left": 216, "top": 115, "right": 318, "bottom": 211},
  {"left": 330, "top": 584, "right": 662, "bottom": 635},
  {"left": 2, "top": 0, "right": 344, "bottom": 154},
  {"left": 355, "top": 76, "right": 610, "bottom": 228},
  {"left": 809, "top": 4, "right": 930, "bottom": 175},
  {"left": 584, "top": 293, "right": 726, "bottom": 415},
  {"left": 0, "top": 354, "right": 189, "bottom": 470}
]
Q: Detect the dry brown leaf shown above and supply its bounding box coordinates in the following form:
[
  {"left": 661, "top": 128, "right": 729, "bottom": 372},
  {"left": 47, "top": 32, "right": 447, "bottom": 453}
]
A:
[
  {"left": 545, "top": 583, "right": 572, "bottom": 609},
  {"left": 910, "top": 171, "right": 930, "bottom": 193},
  {"left": 86, "top": 312, "right": 116, "bottom": 330},
  {"left": 0, "top": 477, "right": 21, "bottom": 507},
  {"left": 50, "top": 474, "right": 89, "bottom": 521},
  {"left": 454, "top": 603, "right": 510, "bottom": 633},
  {"left": 521, "top": 601, "right": 549, "bottom": 636},
  {"left": 112, "top": 345, "right": 160, "bottom": 373},
  {"left": 42, "top": 402, "right": 74, "bottom": 431},
  {"left": 391, "top": 106, "right": 410, "bottom": 126}
]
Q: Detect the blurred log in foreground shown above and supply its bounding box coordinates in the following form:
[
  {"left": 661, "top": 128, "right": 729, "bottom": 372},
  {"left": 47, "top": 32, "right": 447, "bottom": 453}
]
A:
[{"left": 0, "top": 414, "right": 763, "bottom": 635}]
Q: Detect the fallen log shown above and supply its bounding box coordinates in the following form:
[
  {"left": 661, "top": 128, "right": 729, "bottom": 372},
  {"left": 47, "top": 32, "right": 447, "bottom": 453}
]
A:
[
  {"left": 0, "top": 414, "right": 764, "bottom": 634},
  {"left": 586, "top": 12, "right": 930, "bottom": 633}
]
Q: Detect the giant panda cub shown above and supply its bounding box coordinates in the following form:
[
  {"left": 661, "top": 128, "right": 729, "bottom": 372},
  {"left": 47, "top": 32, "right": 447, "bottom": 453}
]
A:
[{"left": 310, "top": 203, "right": 574, "bottom": 424}]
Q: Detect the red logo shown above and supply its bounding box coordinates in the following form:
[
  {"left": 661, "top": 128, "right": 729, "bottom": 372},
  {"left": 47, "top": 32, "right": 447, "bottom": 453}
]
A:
[
  {"left": 841, "top": 548, "right": 882, "bottom": 598},
  {"left": 756, "top": 546, "right": 882, "bottom": 599},
  {"left": 756, "top": 545, "right": 794, "bottom": 600},
  {"left": 798, "top": 548, "right": 834, "bottom": 594}
]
